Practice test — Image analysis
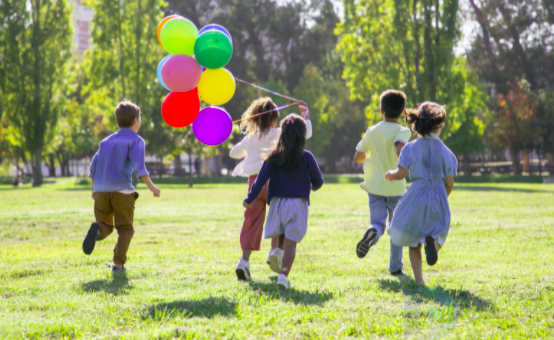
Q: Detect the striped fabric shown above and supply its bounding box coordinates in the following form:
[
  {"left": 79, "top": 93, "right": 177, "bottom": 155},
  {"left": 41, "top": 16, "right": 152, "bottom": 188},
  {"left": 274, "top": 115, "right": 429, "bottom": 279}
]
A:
[{"left": 264, "top": 198, "right": 309, "bottom": 243}]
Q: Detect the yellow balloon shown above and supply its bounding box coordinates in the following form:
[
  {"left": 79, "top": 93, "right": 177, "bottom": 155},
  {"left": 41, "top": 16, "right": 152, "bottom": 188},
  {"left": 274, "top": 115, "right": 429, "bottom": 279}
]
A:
[{"left": 198, "top": 68, "right": 236, "bottom": 105}]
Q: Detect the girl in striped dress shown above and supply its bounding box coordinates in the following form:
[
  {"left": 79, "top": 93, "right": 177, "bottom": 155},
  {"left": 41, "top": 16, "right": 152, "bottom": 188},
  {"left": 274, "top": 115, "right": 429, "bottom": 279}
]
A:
[{"left": 385, "top": 102, "right": 457, "bottom": 286}]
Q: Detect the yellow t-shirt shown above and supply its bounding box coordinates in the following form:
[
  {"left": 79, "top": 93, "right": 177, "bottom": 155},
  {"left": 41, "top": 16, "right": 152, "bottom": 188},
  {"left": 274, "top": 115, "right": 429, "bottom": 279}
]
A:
[{"left": 356, "top": 121, "right": 412, "bottom": 197}]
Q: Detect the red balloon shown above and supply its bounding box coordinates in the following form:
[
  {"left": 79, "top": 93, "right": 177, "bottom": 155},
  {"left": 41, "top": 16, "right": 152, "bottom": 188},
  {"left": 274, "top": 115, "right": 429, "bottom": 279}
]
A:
[{"left": 161, "top": 89, "right": 200, "bottom": 128}]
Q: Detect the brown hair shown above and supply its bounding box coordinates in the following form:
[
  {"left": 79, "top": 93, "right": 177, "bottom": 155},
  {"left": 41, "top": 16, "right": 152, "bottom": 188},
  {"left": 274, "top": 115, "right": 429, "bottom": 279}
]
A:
[
  {"left": 240, "top": 97, "right": 279, "bottom": 139},
  {"left": 405, "top": 102, "right": 446, "bottom": 136},
  {"left": 266, "top": 114, "right": 307, "bottom": 170},
  {"left": 380, "top": 90, "right": 407, "bottom": 119},
  {"left": 114, "top": 100, "right": 141, "bottom": 128}
]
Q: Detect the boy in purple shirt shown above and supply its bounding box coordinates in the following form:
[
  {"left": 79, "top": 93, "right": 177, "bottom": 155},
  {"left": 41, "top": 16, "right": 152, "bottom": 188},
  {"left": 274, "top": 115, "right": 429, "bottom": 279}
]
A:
[{"left": 82, "top": 101, "right": 160, "bottom": 272}]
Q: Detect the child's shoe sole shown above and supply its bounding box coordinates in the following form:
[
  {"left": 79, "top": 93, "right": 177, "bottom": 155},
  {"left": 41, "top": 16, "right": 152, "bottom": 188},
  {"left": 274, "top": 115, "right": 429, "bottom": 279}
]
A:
[
  {"left": 356, "top": 228, "right": 377, "bottom": 258},
  {"left": 424, "top": 236, "right": 438, "bottom": 266},
  {"left": 235, "top": 267, "right": 251, "bottom": 281},
  {"left": 82, "top": 223, "right": 100, "bottom": 255},
  {"left": 269, "top": 254, "right": 281, "bottom": 274}
]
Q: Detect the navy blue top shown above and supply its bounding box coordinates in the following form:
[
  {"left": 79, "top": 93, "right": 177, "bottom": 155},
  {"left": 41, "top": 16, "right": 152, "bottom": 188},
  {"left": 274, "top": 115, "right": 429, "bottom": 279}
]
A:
[
  {"left": 89, "top": 128, "right": 149, "bottom": 192},
  {"left": 245, "top": 150, "right": 324, "bottom": 205}
]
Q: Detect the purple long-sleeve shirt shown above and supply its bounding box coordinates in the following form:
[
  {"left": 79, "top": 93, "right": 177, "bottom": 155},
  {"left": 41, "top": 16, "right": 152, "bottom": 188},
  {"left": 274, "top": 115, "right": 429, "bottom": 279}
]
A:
[
  {"left": 245, "top": 150, "right": 324, "bottom": 205},
  {"left": 89, "top": 128, "right": 149, "bottom": 192}
]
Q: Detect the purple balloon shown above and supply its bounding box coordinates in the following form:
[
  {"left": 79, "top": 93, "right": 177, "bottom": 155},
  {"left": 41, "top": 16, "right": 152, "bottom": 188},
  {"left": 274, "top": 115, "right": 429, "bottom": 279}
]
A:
[
  {"left": 193, "top": 107, "right": 233, "bottom": 146},
  {"left": 199, "top": 24, "right": 232, "bottom": 44}
]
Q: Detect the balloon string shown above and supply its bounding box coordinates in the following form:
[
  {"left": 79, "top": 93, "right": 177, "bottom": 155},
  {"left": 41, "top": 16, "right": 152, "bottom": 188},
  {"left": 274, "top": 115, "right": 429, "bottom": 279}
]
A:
[
  {"left": 235, "top": 78, "right": 301, "bottom": 102},
  {"left": 232, "top": 102, "right": 300, "bottom": 124}
]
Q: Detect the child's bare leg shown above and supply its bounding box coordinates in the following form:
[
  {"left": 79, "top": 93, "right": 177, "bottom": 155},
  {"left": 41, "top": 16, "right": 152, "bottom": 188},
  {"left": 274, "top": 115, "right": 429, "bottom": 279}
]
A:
[
  {"left": 280, "top": 238, "right": 297, "bottom": 277},
  {"left": 242, "top": 249, "right": 253, "bottom": 261},
  {"left": 409, "top": 244, "right": 424, "bottom": 285},
  {"left": 278, "top": 234, "right": 285, "bottom": 249},
  {"left": 271, "top": 236, "right": 279, "bottom": 250}
]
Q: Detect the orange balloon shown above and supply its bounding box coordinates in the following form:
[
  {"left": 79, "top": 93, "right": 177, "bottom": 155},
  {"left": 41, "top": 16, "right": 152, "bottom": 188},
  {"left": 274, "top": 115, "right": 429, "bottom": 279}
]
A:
[{"left": 157, "top": 15, "right": 180, "bottom": 48}]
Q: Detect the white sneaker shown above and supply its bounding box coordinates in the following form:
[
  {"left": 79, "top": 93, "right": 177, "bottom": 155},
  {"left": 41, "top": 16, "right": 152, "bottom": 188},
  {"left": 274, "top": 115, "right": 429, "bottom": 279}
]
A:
[
  {"left": 269, "top": 248, "right": 283, "bottom": 274},
  {"left": 266, "top": 248, "right": 272, "bottom": 265},
  {"left": 235, "top": 258, "right": 251, "bottom": 281},
  {"left": 277, "top": 274, "right": 290, "bottom": 290}
]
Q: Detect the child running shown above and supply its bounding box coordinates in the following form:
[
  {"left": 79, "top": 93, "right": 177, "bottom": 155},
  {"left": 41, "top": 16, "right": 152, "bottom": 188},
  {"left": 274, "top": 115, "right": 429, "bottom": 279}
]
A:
[
  {"left": 385, "top": 102, "right": 457, "bottom": 285},
  {"left": 82, "top": 101, "right": 161, "bottom": 272},
  {"left": 243, "top": 114, "right": 323, "bottom": 290},
  {"left": 354, "top": 90, "right": 412, "bottom": 276},
  {"left": 230, "top": 98, "right": 312, "bottom": 281}
]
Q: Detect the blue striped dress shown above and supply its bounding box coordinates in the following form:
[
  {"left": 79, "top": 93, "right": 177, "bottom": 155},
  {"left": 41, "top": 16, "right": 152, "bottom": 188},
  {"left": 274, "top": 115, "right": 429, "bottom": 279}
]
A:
[{"left": 388, "top": 134, "right": 458, "bottom": 247}]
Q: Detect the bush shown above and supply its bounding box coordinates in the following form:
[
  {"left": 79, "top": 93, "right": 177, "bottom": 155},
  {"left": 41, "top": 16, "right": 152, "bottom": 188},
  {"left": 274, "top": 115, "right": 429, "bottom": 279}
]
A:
[{"left": 75, "top": 177, "right": 92, "bottom": 186}]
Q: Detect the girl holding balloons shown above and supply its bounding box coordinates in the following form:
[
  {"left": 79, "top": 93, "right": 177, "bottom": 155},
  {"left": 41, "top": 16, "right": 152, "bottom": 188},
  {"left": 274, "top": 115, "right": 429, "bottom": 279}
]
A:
[{"left": 231, "top": 98, "right": 312, "bottom": 281}]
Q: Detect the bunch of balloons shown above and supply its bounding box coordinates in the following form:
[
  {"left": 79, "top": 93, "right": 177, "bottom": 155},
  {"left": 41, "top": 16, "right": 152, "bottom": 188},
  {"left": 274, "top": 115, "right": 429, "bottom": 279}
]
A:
[{"left": 156, "top": 15, "right": 236, "bottom": 146}]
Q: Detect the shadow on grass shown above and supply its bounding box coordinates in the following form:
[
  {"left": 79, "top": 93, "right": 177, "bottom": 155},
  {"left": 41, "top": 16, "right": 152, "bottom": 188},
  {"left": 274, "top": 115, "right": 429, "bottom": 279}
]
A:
[
  {"left": 80, "top": 273, "right": 131, "bottom": 295},
  {"left": 455, "top": 185, "right": 546, "bottom": 193},
  {"left": 247, "top": 277, "right": 332, "bottom": 306},
  {"left": 142, "top": 297, "right": 237, "bottom": 320},
  {"left": 378, "top": 278, "right": 492, "bottom": 311}
]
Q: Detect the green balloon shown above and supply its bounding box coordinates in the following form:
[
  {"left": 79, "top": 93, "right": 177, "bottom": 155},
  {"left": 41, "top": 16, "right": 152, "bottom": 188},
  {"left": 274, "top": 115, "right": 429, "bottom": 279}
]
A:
[
  {"left": 194, "top": 30, "right": 233, "bottom": 69},
  {"left": 160, "top": 18, "right": 198, "bottom": 56}
]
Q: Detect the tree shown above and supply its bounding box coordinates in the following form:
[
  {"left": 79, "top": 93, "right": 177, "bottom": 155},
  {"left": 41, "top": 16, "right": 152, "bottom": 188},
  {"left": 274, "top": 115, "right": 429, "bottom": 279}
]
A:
[
  {"left": 485, "top": 78, "right": 538, "bottom": 174},
  {"left": 0, "top": 0, "right": 72, "bottom": 186},
  {"left": 465, "top": 0, "right": 554, "bottom": 93},
  {"left": 336, "top": 0, "right": 487, "bottom": 150}
]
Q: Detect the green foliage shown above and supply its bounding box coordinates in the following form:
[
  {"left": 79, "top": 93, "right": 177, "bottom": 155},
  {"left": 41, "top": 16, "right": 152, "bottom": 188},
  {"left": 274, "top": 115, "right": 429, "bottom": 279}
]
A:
[
  {"left": 0, "top": 0, "right": 73, "bottom": 185},
  {"left": 336, "top": 0, "right": 488, "bottom": 151}
]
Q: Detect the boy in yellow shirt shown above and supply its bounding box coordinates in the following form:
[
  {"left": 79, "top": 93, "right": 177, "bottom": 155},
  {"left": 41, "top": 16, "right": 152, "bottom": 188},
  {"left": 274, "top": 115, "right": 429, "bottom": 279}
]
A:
[{"left": 354, "top": 90, "right": 411, "bottom": 275}]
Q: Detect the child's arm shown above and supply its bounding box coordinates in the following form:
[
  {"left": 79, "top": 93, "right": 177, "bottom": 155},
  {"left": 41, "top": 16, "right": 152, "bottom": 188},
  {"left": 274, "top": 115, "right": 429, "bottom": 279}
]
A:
[
  {"left": 385, "top": 167, "right": 408, "bottom": 181},
  {"left": 243, "top": 162, "right": 270, "bottom": 208},
  {"left": 229, "top": 135, "right": 249, "bottom": 159},
  {"left": 140, "top": 176, "right": 161, "bottom": 197},
  {"left": 129, "top": 139, "right": 160, "bottom": 197},
  {"left": 307, "top": 153, "right": 324, "bottom": 191},
  {"left": 89, "top": 153, "right": 98, "bottom": 199},
  {"left": 354, "top": 151, "right": 367, "bottom": 163},
  {"left": 395, "top": 141, "right": 406, "bottom": 157},
  {"left": 299, "top": 102, "right": 313, "bottom": 139},
  {"left": 445, "top": 176, "right": 454, "bottom": 197}
]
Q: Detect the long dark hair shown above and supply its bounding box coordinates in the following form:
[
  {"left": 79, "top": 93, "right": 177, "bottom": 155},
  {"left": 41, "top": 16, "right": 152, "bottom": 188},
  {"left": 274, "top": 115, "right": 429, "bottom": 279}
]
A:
[
  {"left": 266, "top": 114, "right": 307, "bottom": 170},
  {"left": 405, "top": 102, "right": 446, "bottom": 136},
  {"left": 240, "top": 97, "right": 279, "bottom": 139}
]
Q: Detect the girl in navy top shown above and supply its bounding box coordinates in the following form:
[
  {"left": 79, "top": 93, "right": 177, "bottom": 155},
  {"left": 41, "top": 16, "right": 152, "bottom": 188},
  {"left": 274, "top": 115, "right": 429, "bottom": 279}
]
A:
[{"left": 244, "top": 114, "right": 324, "bottom": 290}]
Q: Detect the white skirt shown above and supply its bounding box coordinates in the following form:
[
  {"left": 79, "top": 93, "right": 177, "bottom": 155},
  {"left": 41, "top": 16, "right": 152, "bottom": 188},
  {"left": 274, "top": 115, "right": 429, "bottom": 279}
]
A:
[{"left": 265, "top": 197, "right": 309, "bottom": 243}]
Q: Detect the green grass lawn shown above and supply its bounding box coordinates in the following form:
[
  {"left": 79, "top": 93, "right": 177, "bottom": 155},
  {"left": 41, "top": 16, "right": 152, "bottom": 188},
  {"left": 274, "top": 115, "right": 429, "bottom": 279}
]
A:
[{"left": 1, "top": 179, "right": 553, "bottom": 339}]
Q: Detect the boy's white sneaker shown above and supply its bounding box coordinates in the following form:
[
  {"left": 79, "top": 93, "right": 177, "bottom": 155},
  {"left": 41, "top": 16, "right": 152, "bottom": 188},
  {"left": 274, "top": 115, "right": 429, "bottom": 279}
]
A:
[
  {"left": 235, "top": 258, "right": 251, "bottom": 281},
  {"left": 269, "top": 248, "right": 284, "bottom": 274},
  {"left": 277, "top": 274, "right": 290, "bottom": 290}
]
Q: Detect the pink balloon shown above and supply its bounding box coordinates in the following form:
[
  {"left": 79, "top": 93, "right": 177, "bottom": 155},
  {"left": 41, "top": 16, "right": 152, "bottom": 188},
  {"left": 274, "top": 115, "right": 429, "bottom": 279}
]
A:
[{"left": 161, "top": 55, "right": 201, "bottom": 92}]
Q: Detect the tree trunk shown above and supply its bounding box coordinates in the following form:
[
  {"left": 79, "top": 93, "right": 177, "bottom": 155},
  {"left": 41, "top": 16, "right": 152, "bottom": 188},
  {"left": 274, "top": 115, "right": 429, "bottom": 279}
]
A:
[
  {"left": 173, "top": 154, "right": 184, "bottom": 176},
  {"left": 83, "top": 156, "right": 89, "bottom": 178},
  {"left": 188, "top": 152, "right": 193, "bottom": 188},
  {"left": 159, "top": 155, "right": 163, "bottom": 178},
  {"left": 32, "top": 148, "right": 44, "bottom": 187},
  {"left": 510, "top": 147, "right": 521, "bottom": 175},
  {"left": 135, "top": 0, "right": 142, "bottom": 104},
  {"left": 48, "top": 153, "right": 56, "bottom": 177},
  {"left": 521, "top": 149, "right": 530, "bottom": 173},
  {"left": 546, "top": 152, "right": 554, "bottom": 174}
]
